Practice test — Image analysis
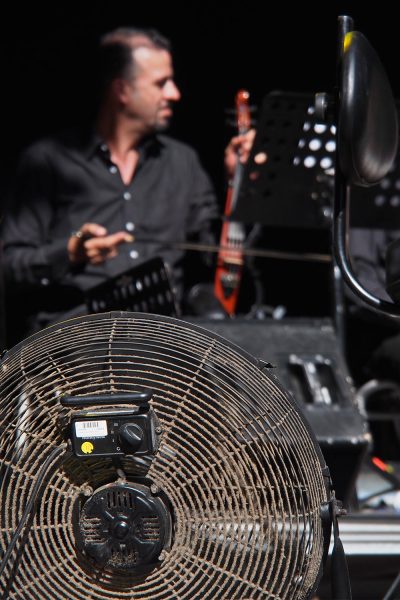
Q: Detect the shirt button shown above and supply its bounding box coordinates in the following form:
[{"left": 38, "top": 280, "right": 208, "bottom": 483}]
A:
[
  {"left": 125, "top": 222, "right": 135, "bottom": 232},
  {"left": 130, "top": 249, "right": 139, "bottom": 259},
  {"left": 123, "top": 191, "right": 131, "bottom": 200},
  {"left": 109, "top": 165, "right": 118, "bottom": 174},
  {"left": 100, "top": 143, "right": 108, "bottom": 152},
  {"left": 41, "top": 277, "right": 50, "bottom": 286}
]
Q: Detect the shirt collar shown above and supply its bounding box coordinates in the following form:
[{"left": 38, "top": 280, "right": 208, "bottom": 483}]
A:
[
  {"left": 82, "top": 130, "right": 105, "bottom": 159},
  {"left": 83, "top": 130, "right": 166, "bottom": 160}
]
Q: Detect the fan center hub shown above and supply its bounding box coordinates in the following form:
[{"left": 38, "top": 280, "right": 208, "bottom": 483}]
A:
[
  {"left": 112, "top": 519, "right": 130, "bottom": 540},
  {"left": 77, "top": 482, "right": 172, "bottom": 573}
]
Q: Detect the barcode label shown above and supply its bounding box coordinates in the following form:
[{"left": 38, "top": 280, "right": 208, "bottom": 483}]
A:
[{"left": 75, "top": 420, "right": 108, "bottom": 438}]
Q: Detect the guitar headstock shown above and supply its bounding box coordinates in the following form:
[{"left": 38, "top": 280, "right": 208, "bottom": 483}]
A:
[{"left": 235, "top": 89, "right": 251, "bottom": 134}]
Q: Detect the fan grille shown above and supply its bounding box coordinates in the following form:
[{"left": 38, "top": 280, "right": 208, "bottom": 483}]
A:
[{"left": 0, "top": 312, "right": 329, "bottom": 599}]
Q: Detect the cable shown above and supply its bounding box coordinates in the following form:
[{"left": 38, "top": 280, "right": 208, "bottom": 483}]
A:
[
  {"left": 383, "top": 571, "right": 400, "bottom": 600},
  {"left": 359, "top": 456, "right": 400, "bottom": 508},
  {"left": 359, "top": 486, "right": 397, "bottom": 507},
  {"left": 0, "top": 443, "right": 68, "bottom": 589}
]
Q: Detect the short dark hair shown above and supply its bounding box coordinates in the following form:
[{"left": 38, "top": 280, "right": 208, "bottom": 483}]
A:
[{"left": 97, "top": 27, "right": 171, "bottom": 94}]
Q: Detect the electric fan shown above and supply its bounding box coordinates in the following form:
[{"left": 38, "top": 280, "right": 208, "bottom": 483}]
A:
[{"left": 0, "top": 312, "right": 331, "bottom": 599}]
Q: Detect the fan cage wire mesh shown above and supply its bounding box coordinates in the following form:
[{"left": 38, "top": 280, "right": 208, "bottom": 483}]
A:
[{"left": 0, "top": 312, "right": 330, "bottom": 600}]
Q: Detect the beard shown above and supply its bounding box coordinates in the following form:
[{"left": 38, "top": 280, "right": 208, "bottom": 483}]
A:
[
  {"left": 154, "top": 105, "right": 174, "bottom": 132},
  {"left": 154, "top": 120, "right": 171, "bottom": 133}
]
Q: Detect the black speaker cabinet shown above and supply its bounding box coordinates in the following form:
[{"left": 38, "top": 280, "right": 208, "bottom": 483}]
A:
[{"left": 188, "top": 317, "right": 370, "bottom": 507}]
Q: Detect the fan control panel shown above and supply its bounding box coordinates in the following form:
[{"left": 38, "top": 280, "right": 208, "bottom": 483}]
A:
[
  {"left": 70, "top": 408, "right": 159, "bottom": 458},
  {"left": 62, "top": 393, "right": 161, "bottom": 458}
]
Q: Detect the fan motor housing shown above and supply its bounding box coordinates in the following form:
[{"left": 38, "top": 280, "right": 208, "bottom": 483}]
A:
[{"left": 77, "top": 482, "right": 172, "bottom": 572}]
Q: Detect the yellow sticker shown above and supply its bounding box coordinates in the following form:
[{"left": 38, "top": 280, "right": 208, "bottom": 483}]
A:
[
  {"left": 343, "top": 31, "right": 354, "bottom": 53},
  {"left": 81, "top": 441, "right": 94, "bottom": 454}
]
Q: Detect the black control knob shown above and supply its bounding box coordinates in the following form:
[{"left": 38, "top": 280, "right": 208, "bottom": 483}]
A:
[{"left": 119, "top": 423, "right": 144, "bottom": 451}]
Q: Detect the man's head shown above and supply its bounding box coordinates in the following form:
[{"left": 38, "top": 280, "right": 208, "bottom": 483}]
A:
[{"left": 98, "top": 27, "right": 181, "bottom": 134}]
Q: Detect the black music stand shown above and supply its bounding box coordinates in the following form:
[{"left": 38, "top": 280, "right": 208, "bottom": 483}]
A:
[
  {"left": 228, "top": 92, "right": 335, "bottom": 322},
  {"left": 85, "top": 257, "right": 179, "bottom": 317},
  {"left": 233, "top": 90, "right": 400, "bottom": 232},
  {"left": 232, "top": 91, "right": 335, "bottom": 230}
]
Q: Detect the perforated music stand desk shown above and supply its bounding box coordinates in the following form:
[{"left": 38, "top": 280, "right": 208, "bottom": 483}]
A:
[
  {"left": 85, "top": 257, "right": 179, "bottom": 317},
  {"left": 232, "top": 91, "right": 400, "bottom": 231},
  {"left": 228, "top": 92, "right": 329, "bottom": 327}
]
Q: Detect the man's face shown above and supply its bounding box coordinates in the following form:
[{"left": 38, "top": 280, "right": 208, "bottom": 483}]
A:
[{"left": 123, "top": 46, "right": 181, "bottom": 133}]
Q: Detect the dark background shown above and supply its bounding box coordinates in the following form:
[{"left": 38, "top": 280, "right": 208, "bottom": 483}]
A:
[
  {"left": 1, "top": 4, "right": 398, "bottom": 200},
  {"left": 1, "top": 4, "right": 399, "bottom": 325}
]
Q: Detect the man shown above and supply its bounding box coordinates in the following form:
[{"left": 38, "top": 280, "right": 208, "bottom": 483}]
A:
[{"left": 1, "top": 27, "right": 252, "bottom": 345}]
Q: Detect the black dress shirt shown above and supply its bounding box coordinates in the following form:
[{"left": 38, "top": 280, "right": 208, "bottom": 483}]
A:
[{"left": 1, "top": 129, "right": 218, "bottom": 337}]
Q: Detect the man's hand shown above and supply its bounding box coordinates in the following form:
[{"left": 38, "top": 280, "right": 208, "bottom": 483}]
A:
[
  {"left": 224, "top": 128, "right": 256, "bottom": 179},
  {"left": 68, "top": 223, "right": 133, "bottom": 265}
]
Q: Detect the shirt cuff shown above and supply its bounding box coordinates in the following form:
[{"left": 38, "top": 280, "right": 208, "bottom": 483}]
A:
[{"left": 43, "top": 237, "right": 71, "bottom": 282}]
